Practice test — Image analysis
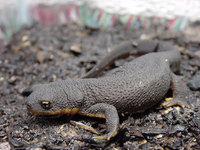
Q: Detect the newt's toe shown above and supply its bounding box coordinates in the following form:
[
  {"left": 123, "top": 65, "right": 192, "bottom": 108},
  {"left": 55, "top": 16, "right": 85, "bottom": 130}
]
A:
[
  {"left": 93, "top": 128, "right": 118, "bottom": 141},
  {"left": 81, "top": 134, "right": 107, "bottom": 144},
  {"left": 162, "top": 97, "right": 190, "bottom": 109}
]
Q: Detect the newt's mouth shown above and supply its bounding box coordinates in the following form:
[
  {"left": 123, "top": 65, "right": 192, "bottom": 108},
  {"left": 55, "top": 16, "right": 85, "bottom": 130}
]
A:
[{"left": 27, "top": 105, "right": 80, "bottom": 115}]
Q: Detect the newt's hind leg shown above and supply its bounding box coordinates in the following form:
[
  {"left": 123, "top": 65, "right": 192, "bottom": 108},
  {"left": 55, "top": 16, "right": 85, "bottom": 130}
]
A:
[{"left": 163, "top": 73, "right": 190, "bottom": 108}]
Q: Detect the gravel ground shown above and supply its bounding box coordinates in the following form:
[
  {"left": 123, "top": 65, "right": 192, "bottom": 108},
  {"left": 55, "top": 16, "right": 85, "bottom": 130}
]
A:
[{"left": 0, "top": 23, "right": 200, "bottom": 149}]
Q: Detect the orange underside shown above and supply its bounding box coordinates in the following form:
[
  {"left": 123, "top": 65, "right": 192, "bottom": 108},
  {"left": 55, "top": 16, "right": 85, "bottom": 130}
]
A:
[
  {"left": 28, "top": 107, "right": 80, "bottom": 115},
  {"left": 28, "top": 107, "right": 106, "bottom": 119}
]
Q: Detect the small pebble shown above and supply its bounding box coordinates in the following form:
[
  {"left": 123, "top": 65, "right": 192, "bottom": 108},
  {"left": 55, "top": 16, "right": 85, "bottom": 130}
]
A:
[
  {"left": 8, "top": 76, "right": 18, "bottom": 84},
  {"left": 36, "top": 51, "right": 53, "bottom": 63},
  {"left": 0, "top": 142, "right": 11, "bottom": 150},
  {"left": 70, "top": 44, "right": 82, "bottom": 55}
]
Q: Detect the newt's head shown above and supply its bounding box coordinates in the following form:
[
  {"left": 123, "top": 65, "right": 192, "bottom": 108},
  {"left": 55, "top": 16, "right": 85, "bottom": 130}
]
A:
[{"left": 22, "top": 82, "right": 83, "bottom": 115}]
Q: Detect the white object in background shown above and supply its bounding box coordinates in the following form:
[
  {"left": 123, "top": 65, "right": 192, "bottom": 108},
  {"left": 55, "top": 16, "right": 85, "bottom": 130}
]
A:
[
  {"left": 0, "top": 0, "right": 200, "bottom": 21},
  {"left": 88, "top": 0, "right": 200, "bottom": 22}
]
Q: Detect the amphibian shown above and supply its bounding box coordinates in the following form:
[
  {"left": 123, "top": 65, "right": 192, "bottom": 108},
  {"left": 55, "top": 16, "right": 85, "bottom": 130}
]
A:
[{"left": 22, "top": 40, "right": 190, "bottom": 141}]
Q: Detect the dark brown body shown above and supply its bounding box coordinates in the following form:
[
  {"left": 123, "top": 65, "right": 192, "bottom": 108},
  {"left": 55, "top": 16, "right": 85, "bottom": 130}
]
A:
[
  {"left": 75, "top": 51, "right": 174, "bottom": 113},
  {"left": 23, "top": 40, "right": 190, "bottom": 141}
]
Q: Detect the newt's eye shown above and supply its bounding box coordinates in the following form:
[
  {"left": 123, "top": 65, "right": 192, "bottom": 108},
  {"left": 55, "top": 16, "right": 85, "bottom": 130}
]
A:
[{"left": 40, "top": 101, "right": 52, "bottom": 110}]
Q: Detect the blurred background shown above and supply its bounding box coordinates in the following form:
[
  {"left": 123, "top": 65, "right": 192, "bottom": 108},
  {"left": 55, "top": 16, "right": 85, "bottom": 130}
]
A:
[{"left": 1, "top": 0, "right": 200, "bottom": 47}]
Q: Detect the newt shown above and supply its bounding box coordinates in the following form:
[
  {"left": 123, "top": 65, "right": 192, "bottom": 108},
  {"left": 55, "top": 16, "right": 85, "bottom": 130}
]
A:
[{"left": 22, "top": 40, "right": 190, "bottom": 141}]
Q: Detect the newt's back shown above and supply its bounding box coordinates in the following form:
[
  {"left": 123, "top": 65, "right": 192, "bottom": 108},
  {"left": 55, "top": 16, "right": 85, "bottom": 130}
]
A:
[{"left": 81, "top": 50, "right": 179, "bottom": 113}]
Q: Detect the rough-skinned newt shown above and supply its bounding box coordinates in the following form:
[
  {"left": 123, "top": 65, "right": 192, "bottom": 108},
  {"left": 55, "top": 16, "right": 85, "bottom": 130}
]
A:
[{"left": 22, "top": 40, "right": 190, "bottom": 141}]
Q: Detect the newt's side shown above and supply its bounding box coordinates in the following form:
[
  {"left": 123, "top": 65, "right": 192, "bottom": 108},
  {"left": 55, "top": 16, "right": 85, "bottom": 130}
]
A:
[{"left": 22, "top": 40, "right": 190, "bottom": 141}]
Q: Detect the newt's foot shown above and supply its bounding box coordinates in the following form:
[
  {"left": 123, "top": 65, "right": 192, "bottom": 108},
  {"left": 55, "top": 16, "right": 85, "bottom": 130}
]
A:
[
  {"left": 163, "top": 97, "right": 190, "bottom": 109},
  {"left": 93, "top": 130, "right": 118, "bottom": 141},
  {"left": 81, "top": 128, "right": 119, "bottom": 143}
]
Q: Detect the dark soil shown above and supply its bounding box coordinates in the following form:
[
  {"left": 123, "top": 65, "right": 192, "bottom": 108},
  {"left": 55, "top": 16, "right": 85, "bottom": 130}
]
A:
[{"left": 0, "top": 23, "right": 200, "bottom": 149}]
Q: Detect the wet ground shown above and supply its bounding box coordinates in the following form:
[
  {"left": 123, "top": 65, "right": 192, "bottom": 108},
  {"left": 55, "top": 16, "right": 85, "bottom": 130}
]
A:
[{"left": 0, "top": 23, "right": 200, "bottom": 149}]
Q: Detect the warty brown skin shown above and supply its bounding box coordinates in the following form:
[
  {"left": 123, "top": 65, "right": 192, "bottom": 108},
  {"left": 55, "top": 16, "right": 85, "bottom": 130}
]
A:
[{"left": 23, "top": 40, "right": 190, "bottom": 141}]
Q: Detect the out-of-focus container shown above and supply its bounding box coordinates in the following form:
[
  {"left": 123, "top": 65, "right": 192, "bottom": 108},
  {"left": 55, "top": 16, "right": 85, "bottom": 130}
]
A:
[{"left": 0, "top": 0, "right": 200, "bottom": 47}]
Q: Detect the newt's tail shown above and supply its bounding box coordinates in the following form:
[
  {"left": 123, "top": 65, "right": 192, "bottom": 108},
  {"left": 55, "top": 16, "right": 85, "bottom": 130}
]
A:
[{"left": 82, "top": 40, "right": 176, "bottom": 78}]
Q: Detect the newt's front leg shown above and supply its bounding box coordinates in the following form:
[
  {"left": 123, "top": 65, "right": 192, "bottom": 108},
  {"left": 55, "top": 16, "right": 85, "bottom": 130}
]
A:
[
  {"left": 79, "top": 103, "right": 120, "bottom": 140},
  {"left": 163, "top": 73, "right": 190, "bottom": 108}
]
